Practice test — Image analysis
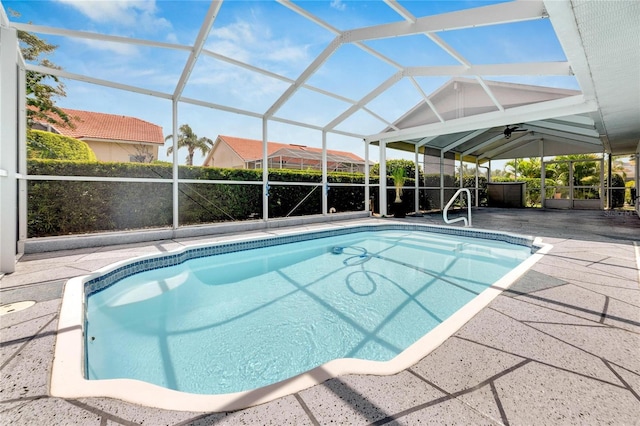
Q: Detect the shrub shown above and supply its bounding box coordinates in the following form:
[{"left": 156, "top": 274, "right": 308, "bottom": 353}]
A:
[
  {"left": 626, "top": 180, "right": 636, "bottom": 205},
  {"left": 27, "top": 129, "right": 97, "bottom": 161},
  {"left": 26, "top": 160, "right": 369, "bottom": 237},
  {"left": 609, "top": 174, "right": 626, "bottom": 208}
]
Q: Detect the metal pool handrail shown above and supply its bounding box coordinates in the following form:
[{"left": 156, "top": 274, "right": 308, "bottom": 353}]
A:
[{"left": 443, "top": 188, "right": 472, "bottom": 227}]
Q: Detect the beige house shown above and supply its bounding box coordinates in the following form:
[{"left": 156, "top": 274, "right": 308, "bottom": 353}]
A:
[
  {"left": 203, "top": 135, "right": 367, "bottom": 172},
  {"left": 32, "top": 108, "right": 164, "bottom": 163}
]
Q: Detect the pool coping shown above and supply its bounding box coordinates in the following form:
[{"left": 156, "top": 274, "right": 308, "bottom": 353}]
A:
[{"left": 50, "top": 222, "right": 552, "bottom": 412}]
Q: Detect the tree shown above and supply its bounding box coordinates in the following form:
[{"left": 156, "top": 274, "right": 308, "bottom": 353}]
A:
[
  {"left": 611, "top": 156, "right": 628, "bottom": 180},
  {"left": 546, "top": 154, "right": 601, "bottom": 192},
  {"left": 27, "top": 129, "right": 96, "bottom": 161},
  {"left": 12, "top": 12, "right": 72, "bottom": 128},
  {"left": 504, "top": 158, "right": 541, "bottom": 179},
  {"left": 491, "top": 169, "right": 507, "bottom": 178},
  {"left": 165, "top": 124, "right": 214, "bottom": 166},
  {"left": 454, "top": 162, "right": 477, "bottom": 178}
]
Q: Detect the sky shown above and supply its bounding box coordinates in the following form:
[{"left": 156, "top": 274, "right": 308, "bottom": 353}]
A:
[{"left": 3, "top": 0, "right": 579, "bottom": 168}]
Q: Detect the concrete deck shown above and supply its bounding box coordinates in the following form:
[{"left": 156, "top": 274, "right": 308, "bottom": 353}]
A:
[{"left": 1, "top": 209, "right": 639, "bottom": 425}]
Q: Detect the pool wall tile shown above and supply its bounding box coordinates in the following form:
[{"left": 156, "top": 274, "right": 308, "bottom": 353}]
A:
[{"left": 84, "top": 224, "right": 534, "bottom": 298}]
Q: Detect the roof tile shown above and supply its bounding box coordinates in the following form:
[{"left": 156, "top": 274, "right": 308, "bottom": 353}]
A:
[
  {"left": 34, "top": 108, "right": 164, "bottom": 145},
  {"left": 218, "top": 135, "right": 364, "bottom": 162}
]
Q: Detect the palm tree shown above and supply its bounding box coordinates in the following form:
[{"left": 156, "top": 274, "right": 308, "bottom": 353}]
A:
[
  {"left": 165, "top": 124, "right": 213, "bottom": 166},
  {"left": 546, "top": 154, "right": 600, "bottom": 186},
  {"left": 611, "top": 156, "right": 627, "bottom": 180},
  {"left": 504, "top": 158, "right": 541, "bottom": 179},
  {"left": 391, "top": 167, "right": 407, "bottom": 203}
]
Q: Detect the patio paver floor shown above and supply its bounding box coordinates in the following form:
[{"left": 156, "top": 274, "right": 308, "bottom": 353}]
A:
[{"left": 1, "top": 209, "right": 638, "bottom": 425}]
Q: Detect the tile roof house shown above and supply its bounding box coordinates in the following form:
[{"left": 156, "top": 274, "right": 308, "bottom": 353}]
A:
[
  {"left": 202, "top": 135, "right": 368, "bottom": 173},
  {"left": 31, "top": 108, "right": 164, "bottom": 163}
]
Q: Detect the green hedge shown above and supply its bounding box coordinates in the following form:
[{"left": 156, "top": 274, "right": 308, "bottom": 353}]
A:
[
  {"left": 27, "top": 160, "right": 370, "bottom": 237},
  {"left": 27, "top": 129, "right": 97, "bottom": 161},
  {"left": 37, "top": 160, "right": 582, "bottom": 236}
]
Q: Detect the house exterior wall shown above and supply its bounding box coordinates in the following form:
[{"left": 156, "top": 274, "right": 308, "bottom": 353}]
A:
[
  {"left": 85, "top": 140, "right": 159, "bottom": 163},
  {"left": 204, "top": 142, "right": 245, "bottom": 168}
]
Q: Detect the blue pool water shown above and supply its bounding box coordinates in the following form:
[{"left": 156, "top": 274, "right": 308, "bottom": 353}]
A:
[{"left": 85, "top": 229, "right": 531, "bottom": 395}]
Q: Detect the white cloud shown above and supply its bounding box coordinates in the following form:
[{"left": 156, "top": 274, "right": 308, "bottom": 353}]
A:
[
  {"left": 56, "top": 0, "right": 171, "bottom": 32},
  {"left": 184, "top": 55, "right": 290, "bottom": 114},
  {"left": 165, "top": 32, "right": 179, "bottom": 45},
  {"left": 330, "top": 0, "right": 347, "bottom": 11},
  {"left": 207, "top": 18, "right": 311, "bottom": 73},
  {"left": 74, "top": 37, "right": 139, "bottom": 56},
  {"left": 266, "top": 44, "right": 309, "bottom": 63},
  {"left": 210, "top": 20, "right": 257, "bottom": 45}
]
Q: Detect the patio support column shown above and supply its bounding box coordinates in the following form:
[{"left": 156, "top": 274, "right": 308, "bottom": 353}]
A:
[
  {"left": 439, "top": 150, "right": 444, "bottom": 209},
  {"left": 322, "top": 131, "right": 327, "bottom": 215},
  {"left": 474, "top": 157, "right": 479, "bottom": 207},
  {"left": 540, "top": 139, "right": 546, "bottom": 208},
  {"left": 17, "top": 58, "right": 26, "bottom": 253},
  {"left": 605, "top": 153, "right": 610, "bottom": 210},
  {"left": 364, "top": 139, "right": 370, "bottom": 214},
  {"left": 569, "top": 161, "right": 574, "bottom": 202},
  {"left": 414, "top": 144, "right": 419, "bottom": 214},
  {"left": 0, "top": 26, "right": 18, "bottom": 273},
  {"left": 635, "top": 152, "right": 639, "bottom": 215},
  {"left": 488, "top": 160, "right": 492, "bottom": 183},
  {"left": 171, "top": 100, "right": 179, "bottom": 230},
  {"left": 262, "top": 119, "right": 269, "bottom": 221},
  {"left": 459, "top": 155, "right": 464, "bottom": 189},
  {"left": 379, "top": 139, "right": 387, "bottom": 216},
  {"left": 10, "top": 23, "right": 26, "bottom": 254}
]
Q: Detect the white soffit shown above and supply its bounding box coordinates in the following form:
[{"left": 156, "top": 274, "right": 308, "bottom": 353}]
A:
[{"left": 544, "top": 0, "right": 640, "bottom": 155}]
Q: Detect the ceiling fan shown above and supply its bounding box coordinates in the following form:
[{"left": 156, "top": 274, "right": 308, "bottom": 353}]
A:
[{"left": 503, "top": 125, "right": 528, "bottom": 139}]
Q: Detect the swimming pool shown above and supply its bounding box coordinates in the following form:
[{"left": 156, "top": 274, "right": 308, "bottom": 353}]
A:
[{"left": 52, "top": 222, "right": 550, "bottom": 411}]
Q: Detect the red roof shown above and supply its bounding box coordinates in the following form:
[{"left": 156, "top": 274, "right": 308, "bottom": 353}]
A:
[
  {"left": 218, "top": 135, "right": 364, "bottom": 162},
  {"left": 34, "top": 108, "right": 164, "bottom": 145}
]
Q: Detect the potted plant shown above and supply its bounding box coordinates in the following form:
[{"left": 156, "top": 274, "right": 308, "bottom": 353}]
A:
[{"left": 391, "top": 167, "right": 407, "bottom": 218}]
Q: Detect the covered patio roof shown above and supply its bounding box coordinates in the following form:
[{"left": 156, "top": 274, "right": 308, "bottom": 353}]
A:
[
  {"left": 366, "top": 1, "right": 639, "bottom": 159},
  {"left": 372, "top": 77, "right": 605, "bottom": 161}
]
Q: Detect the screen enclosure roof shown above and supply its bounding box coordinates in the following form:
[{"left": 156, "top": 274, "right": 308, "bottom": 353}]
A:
[{"left": 2, "top": 0, "right": 638, "bottom": 160}]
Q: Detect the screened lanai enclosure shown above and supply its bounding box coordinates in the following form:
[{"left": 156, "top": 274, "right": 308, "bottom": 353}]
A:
[
  {"left": 250, "top": 147, "right": 366, "bottom": 173},
  {"left": 1, "top": 0, "right": 639, "bottom": 273}
]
